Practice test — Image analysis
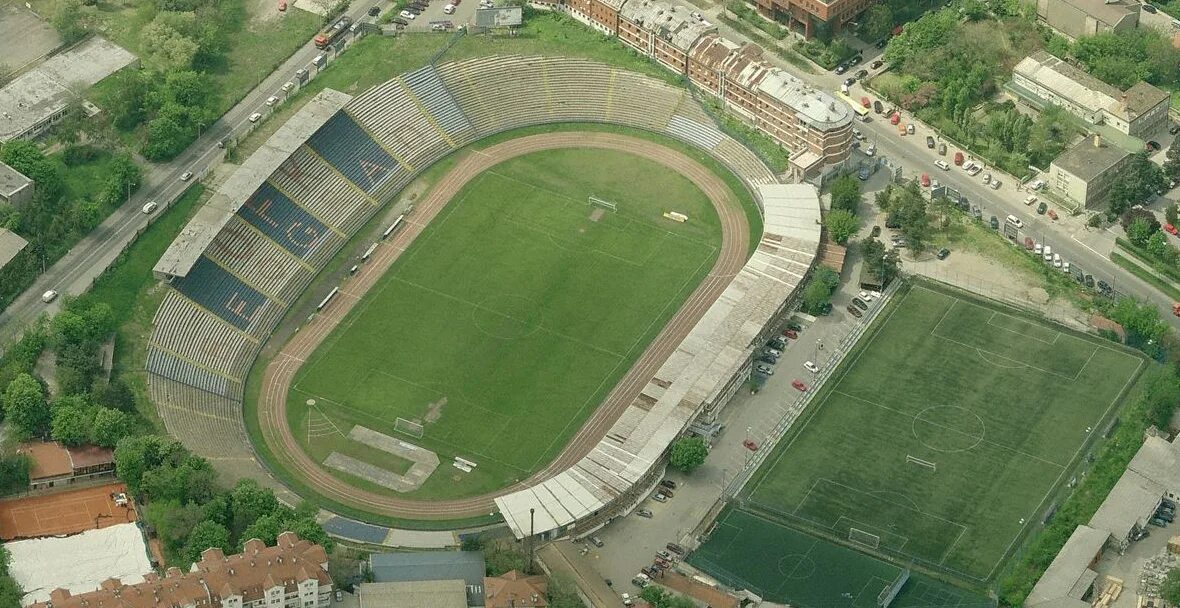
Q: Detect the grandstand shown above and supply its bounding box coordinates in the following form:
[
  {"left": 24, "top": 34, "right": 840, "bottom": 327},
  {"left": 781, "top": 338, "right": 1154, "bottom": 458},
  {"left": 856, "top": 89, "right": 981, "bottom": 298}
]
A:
[{"left": 147, "top": 55, "right": 797, "bottom": 527}]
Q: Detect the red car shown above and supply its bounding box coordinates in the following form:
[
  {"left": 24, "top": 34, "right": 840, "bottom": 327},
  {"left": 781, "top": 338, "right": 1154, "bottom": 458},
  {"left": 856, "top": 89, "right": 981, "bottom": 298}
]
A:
[
  {"left": 860, "top": 96, "right": 871, "bottom": 109},
  {"left": 277, "top": 0, "right": 286, "bottom": 9},
  {"left": 890, "top": 112, "right": 900, "bottom": 125},
  {"left": 920, "top": 173, "right": 930, "bottom": 187},
  {"left": 1047, "top": 209, "right": 1058, "bottom": 220},
  {"left": 782, "top": 329, "right": 798, "bottom": 339},
  {"left": 1167, "top": 224, "right": 1179, "bottom": 236},
  {"left": 792, "top": 379, "right": 808, "bottom": 392},
  {"left": 743, "top": 439, "right": 758, "bottom": 451}
]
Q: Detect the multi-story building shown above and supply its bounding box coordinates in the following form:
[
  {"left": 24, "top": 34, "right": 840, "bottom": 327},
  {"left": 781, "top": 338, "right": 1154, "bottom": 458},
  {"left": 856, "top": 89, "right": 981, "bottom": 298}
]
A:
[
  {"left": 1048, "top": 135, "right": 1131, "bottom": 210},
  {"left": 750, "top": 0, "right": 878, "bottom": 39},
  {"left": 1013, "top": 51, "right": 1170, "bottom": 138},
  {"left": 617, "top": 0, "right": 715, "bottom": 73},
  {"left": 32, "top": 532, "right": 332, "bottom": 608},
  {"left": 1035, "top": 0, "right": 1139, "bottom": 40}
]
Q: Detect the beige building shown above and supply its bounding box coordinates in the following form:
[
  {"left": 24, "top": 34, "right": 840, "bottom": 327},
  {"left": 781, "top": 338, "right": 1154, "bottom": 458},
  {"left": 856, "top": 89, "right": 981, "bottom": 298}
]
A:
[
  {"left": 0, "top": 161, "right": 34, "bottom": 207},
  {"left": 1048, "top": 135, "right": 1131, "bottom": 209},
  {"left": 1013, "top": 51, "right": 1170, "bottom": 138},
  {"left": 32, "top": 532, "right": 332, "bottom": 608},
  {"left": 1035, "top": 0, "right": 1139, "bottom": 40}
]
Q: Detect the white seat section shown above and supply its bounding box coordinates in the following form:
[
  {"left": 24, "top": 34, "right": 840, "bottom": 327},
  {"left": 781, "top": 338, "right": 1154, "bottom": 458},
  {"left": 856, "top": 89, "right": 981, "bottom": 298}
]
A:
[
  {"left": 714, "top": 137, "right": 778, "bottom": 185},
  {"left": 606, "top": 70, "right": 681, "bottom": 132},
  {"left": 149, "top": 292, "right": 256, "bottom": 379},
  {"left": 666, "top": 114, "right": 724, "bottom": 150},
  {"left": 149, "top": 375, "right": 253, "bottom": 458},
  {"left": 344, "top": 80, "right": 451, "bottom": 171},
  {"left": 401, "top": 64, "right": 478, "bottom": 145},
  {"left": 204, "top": 216, "right": 314, "bottom": 303},
  {"left": 269, "top": 147, "right": 375, "bottom": 235},
  {"left": 145, "top": 345, "right": 236, "bottom": 398}
]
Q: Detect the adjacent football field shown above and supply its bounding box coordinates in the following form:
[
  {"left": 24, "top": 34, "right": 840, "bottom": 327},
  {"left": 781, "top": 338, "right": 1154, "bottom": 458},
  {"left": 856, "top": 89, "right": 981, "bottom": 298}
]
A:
[
  {"left": 744, "top": 284, "right": 1144, "bottom": 582},
  {"left": 288, "top": 148, "right": 725, "bottom": 500}
]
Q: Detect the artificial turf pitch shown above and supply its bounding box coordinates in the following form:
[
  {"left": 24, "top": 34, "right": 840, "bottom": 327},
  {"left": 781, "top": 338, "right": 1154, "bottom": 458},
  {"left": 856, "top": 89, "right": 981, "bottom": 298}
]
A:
[
  {"left": 743, "top": 284, "right": 1143, "bottom": 583},
  {"left": 288, "top": 148, "right": 724, "bottom": 500}
]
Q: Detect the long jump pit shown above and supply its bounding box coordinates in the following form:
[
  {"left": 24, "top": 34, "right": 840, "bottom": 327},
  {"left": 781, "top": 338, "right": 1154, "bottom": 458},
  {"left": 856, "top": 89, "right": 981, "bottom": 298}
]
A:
[{"left": 0, "top": 482, "right": 137, "bottom": 540}]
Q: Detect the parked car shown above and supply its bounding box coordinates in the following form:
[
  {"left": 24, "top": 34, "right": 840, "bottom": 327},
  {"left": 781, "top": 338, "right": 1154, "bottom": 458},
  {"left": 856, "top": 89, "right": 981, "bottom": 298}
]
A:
[
  {"left": 755, "top": 364, "right": 774, "bottom": 376},
  {"left": 870, "top": 225, "right": 881, "bottom": 237},
  {"left": 1146, "top": 140, "right": 1162, "bottom": 152},
  {"left": 636, "top": 509, "right": 653, "bottom": 518},
  {"left": 590, "top": 536, "right": 604, "bottom": 547},
  {"left": 906, "top": 124, "right": 915, "bottom": 135},
  {"left": 660, "top": 479, "right": 677, "bottom": 490},
  {"left": 786, "top": 322, "right": 803, "bottom": 331},
  {"left": 804, "top": 361, "right": 820, "bottom": 373},
  {"left": 1006, "top": 214, "right": 1023, "bottom": 229},
  {"left": 368, "top": 5, "right": 380, "bottom": 15},
  {"left": 1085, "top": 275, "right": 1095, "bottom": 288},
  {"left": 282, "top": 81, "right": 295, "bottom": 92},
  {"left": 990, "top": 179, "right": 1001, "bottom": 190},
  {"left": 1047, "top": 209, "right": 1058, "bottom": 220},
  {"left": 652, "top": 493, "right": 667, "bottom": 503},
  {"left": 142, "top": 201, "right": 159, "bottom": 214},
  {"left": 249, "top": 112, "right": 262, "bottom": 122},
  {"left": 791, "top": 379, "right": 809, "bottom": 392},
  {"left": 179, "top": 171, "right": 193, "bottom": 182},
  {"left": 756, "top": 356, "right": 776, "bottom": 366},
  {"left": 835, "top": 64, "right": 847, "bottom": 74},
  {"left": 1036, "top": 202, "right": 1047, "bottom": 215},
  {"left": 925, "top": 135, "right": 935, "bottom": 149},
  {"left": 742, "top": 438, "right": 758, "bottom": 451},
  {"left": 989, "top": 216, "right": 999, "bottom": 230},
  {"left": 870, "top": 59, "right": 883, "bottom": 69},
  {"left": 847, "top": 304, "right": 863, "bottom": 318},
  {"left": 855, "top": 69, "right": 868, "bottom": 79},
  {"left": 936, "top": 248, "right": 950, "bottom": 260},
  {"left": 764, "top": 348, "right": 782, "bottom": 359},
  {"left": 41, "top": 290, "right": 59, "bottom": 303},
  {"left": 920, "top": 173, "right": 930, "bottom": 187},
  {"left": 783, "top": 329, "right": 798, "bottom": 339},
  {"left": 1097, "top": 279, "right": 1111, "bottom": 293},
  {"left": 851, "top": 297, "right": 869, "bottom": 311}
]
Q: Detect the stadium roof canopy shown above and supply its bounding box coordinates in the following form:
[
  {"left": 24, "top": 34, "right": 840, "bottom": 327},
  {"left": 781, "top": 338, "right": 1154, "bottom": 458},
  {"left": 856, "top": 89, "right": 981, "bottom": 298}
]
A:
[
  {"left": 153, "top": 88, "right": 353, "bottom": 279},
  {"left": 0, "top": 228, "right": 28, "bottom": 271},
  {"left": 496, "top": 184, "right": 821, "bottom": 539}
]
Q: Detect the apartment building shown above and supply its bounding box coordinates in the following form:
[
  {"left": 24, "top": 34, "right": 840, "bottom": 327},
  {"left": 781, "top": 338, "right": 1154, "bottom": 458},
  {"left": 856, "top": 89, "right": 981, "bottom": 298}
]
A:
[
  {"left": 1048, "top": 135, "right": 1131, "bottom": 210},
  {"left": 750, "top": 0, "right": 878, "bottom": 39},
  {"left": 32, "top": 532, "right": 332, "bottom": 608}
]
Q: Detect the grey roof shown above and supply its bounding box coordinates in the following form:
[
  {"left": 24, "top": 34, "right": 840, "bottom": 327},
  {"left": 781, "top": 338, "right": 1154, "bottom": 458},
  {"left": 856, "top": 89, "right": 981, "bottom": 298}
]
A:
[
  {"left": 369, "top": 551, "right": 486, "bottom": 606},
  {"left": 474, "top": 6, "right": 522, "bottom": 26},
  {"left": 1088, "top": 469, "right": 1163, "bottom": 542},
  {"left": 1014, "top": 51, "right": 1122, "bottom": 116},
  {"left": 619, "top": 0, "right": 714, "bottom": 52},
  {"left": 1118, "top": 81, "right": 1170, "bottom": 119},
  {"left": 152, "top": 88, "right": 352, "bottom": 278},
  {"left": 1024, "top": 525, "right": 1108, "bottom": 608},
  {"left": 496, "top": 184, "right": 820, "bottom": 539},
  {"left": 0, "top": 161, "right": 32, "bottom": 198},
  {"left": 1052, "top": 0, "right": 1139, "bottom": 26},
  {"left": 735, "top": 60, "right": 851, "bottom": 131},
  {"left": 0, "top": 37, "right": 137, "bottom": 142},
  {"left": 1050, "top": 136, "right": 1129, "bottom": 181},
  {"left": 357, "top": 581, "right": 468, "bottom": 608},
  {"left": 1128, "top": 435, "right": 1180, "bottom": 493},
  {"left": 0, "top": 228, "right": 29, "bottom": 270}
]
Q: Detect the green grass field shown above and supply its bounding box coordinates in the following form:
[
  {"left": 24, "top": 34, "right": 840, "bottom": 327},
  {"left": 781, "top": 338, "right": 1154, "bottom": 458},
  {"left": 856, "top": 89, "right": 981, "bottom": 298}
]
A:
[
  {"left": 288, "top": 148, "right": 725, "bottom": 500},
  {"left": 688, "top": 508, "right": 991, "bottom": 607},
  {"left": 745, "top": 284, "right": 1144, "bottom": 583}
]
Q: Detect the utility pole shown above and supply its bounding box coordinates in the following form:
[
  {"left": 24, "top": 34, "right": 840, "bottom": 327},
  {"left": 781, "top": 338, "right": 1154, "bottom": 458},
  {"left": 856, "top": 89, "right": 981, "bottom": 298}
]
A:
[{"left": 527, "top": 507, "right": 535, "bottom": 575}]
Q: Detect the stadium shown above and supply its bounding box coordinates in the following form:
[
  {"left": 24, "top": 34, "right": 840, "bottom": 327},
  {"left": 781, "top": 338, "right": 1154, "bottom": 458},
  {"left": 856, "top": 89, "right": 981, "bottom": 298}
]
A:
[{"left": 146, "top": 54, "right": 826, "bottom": 538}]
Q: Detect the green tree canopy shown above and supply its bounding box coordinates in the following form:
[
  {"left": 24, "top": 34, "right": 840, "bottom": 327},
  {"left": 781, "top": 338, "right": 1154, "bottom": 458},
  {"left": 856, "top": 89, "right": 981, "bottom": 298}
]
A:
[
  {"left": 825, "top": 209, "right": 860, "bottom": 245},
  {"left": 183, "top": 520, "right": 230, "bottom": 564},
  {"left": 860, "top": 4, "right": 893, "bottom": 42},
  {"left": 92, "top": 407, "right": 133, "bottom": 448},
  {"left": 51, "top": 396, "right": 96, "bottom": 446},
  {"left": 1163, "top": 568, "right": 1180, "bottom": 605},
  {"left": 669, "top": 436, "right": 709, "bottom": 472},
  {"left": 829, "top": 175, "right": 862, "bottom": 215},
  {"left": 4, "top": 373, "right": 49, "bottom": 441}
]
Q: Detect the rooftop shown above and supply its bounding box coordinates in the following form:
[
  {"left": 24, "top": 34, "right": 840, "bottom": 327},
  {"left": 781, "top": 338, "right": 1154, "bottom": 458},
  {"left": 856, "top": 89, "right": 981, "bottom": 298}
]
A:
[
  {"left": 484, "top": 571, "right": 548, "bottom": 608},
  {"left": 32, "top": 532, "right": 330, "bottom": 608},
  {"left": 0, "top": 228, "right": 28, "bottom": 271},
  {"left": 1052, "top": 0, "right": 1139, "bottom": 26},
  {"left": 0, "top": 37, "right": 137, "bottom": 142},
  {"left": 1128, "top": 435, "right": 1180, "bottom": 494},
  {"left": 19, "top": 441, "right": 72, "bottom": 481},
  {"left": 1115, "top": 80, "right": 1170, "bottom": 120},
  {"left": 1088, "top": 469, "right": 1164, "bottom": 543},
  {"left": 357, "top": 581, "right": 468, "bottom": 608},
  {"left": 619, "top": 0, "right": 715, "bottom": 52},
  {"left": 0, "top": 161, "right": 33, "bottom": 197},
  {"left": 1015, "top": 51, "right": 1122, "bottom": 116},
  {"left": 496, "top": 184, "right": 820, "bottom": 538},
  {"left": 66, "top": 444, "right": 115, "bottom": 469},
  {"left": 153, "top": 88, "right": 352, "bottom": 279},
  {"left": 1024, "top": 524, "right": 1108, "bottom": 608},
  {"left": 1051, "top": 135, "right": 1130, "bottom": 181},
  {"left": 369, "top": 551, "right": 486, "bottom": 606}
]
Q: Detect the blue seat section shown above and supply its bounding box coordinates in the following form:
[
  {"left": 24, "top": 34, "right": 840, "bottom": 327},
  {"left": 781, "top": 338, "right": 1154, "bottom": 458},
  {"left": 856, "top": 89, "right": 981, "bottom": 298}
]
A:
[
  {"left": 173, "top": 256, "right": 270, "bottom": 332},
  {"left": 145, "top": 346, "right": 233, "bottom": 398},
  {"left": 305, "top": 111, "right": 400, "bottom": 194},
  {"left": 238, "top": 182, "right": 332, "bottom": 260},
  {"left": 321, "top": 516, "right": 390, "bottom": 544},
  {"left": 402, "top": 65, "right": 476, "bottom": 141}
]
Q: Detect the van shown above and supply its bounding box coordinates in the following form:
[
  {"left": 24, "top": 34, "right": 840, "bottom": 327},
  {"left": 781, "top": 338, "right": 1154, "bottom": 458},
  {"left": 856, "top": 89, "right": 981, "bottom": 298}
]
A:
[
  {"left": 934, "top": 160, "right": 950, "bottom": 171},
  {"left": 1006, "top": 214, "right": 1023, "bottom": 229},
  {"left": 41, "top": 290, "right": 58, "bottom": 303},
  {"left": 443, "top": 3, "right": 455, "bottom": 12}
]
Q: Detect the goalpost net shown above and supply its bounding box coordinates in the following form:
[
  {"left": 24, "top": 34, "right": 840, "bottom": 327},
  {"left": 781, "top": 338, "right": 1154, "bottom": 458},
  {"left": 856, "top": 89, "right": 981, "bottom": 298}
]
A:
[
  {"left": 906, "top": 454, "right": 936, "bottom": 472},
  {"left": 849, "top": 528, "right": 881, "bottom": 550},
  {"left": 589, "top": 196, "right": 618, "bottom": 212},
  {"left": 394, "top": 417, "right": 425, "bottom": 439}
]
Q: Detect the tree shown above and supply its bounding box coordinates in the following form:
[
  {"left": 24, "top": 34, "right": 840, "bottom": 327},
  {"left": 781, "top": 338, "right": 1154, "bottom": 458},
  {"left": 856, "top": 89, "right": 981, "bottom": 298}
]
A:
[
  {"left": 108, "top": 71, "right": 150, "bottom": 131},
  {"left": 4, "top": 373, "right": 49, "bottom": 440},
  {"left": 485, "top": 543, "right": 529, "bottom": 576},
  {"left": 230, "top": 479, "right": 280, "bottom": 537},
  {"left": 92, "top": 407, "right": 132, "bottom": 447},
  {"left": 825, "top": 209, "right": 860, "bottom": 245},
  {"left": 889, "top": 184, "right": 931, "bottom": 253},
  {"left": 1108, "top": 153, "right": 1168, "bottom": 216},
  {"left": 1127, "top": 218, "right": 1157, "bottom": 248},
  {"left": 141, "top": 21, "right": 200, "bottom": 71},
  {"left": 669, "top": 436, "right": 708, "bottom": 472},
  {"left": 1167, "top": 138, "right": 1180, "bottom": 181},
  {"left": 1148, "top": 230, "right": 1170, "bottom": 258},
  {"left": 51, "top": 0, "right": 87, "bottom": 43},
  {"left": 861, "top": 4, "right": 893, "bottom": 43},
  {"left": 861, "top": 237, "right": 901, "bottom": 286},
  {"left": 461, "top": 534, "right": 486, "bottom": 552},
  {"left": 1109, "top": 297, "right": 1168, "bottom": 350},
  {"left": 1168, "top": 204, "right": 1180, "bottom": 228},
  {"left": 1164, "top": 569, "right": 1180, "bottom": 606},
  {"left": 51, "top": 397, "right": 95, "bottom": 446},
  {"left": 0, "top": 140, "right": 63, "bottom": 201},
  {"left": 146, "top": 499, "right": 207, "bottom": 556},
  {"left": 114, "top": 435, "right": 185, "bottom": 494},
  {"left": 547, "top": 573, "right": 584, "bottom": 608},
  {"left": 183, "top": 520, "right": 230, "bottom": 564},
  {"left": 829, "top": 175, "right": 862, "bottom": 215},
  {"left": 0, "top": 455, "right": 31, "bottom": 495}
]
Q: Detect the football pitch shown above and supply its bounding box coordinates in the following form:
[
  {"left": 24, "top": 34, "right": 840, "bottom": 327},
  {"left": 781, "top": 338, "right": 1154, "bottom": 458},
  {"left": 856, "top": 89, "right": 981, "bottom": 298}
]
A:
[
  {"left": 288, "top": 148, "right": 727, "bottom": 500},
  {"left": 744, "top": 284, "right": 1144, "bottom": 582}
]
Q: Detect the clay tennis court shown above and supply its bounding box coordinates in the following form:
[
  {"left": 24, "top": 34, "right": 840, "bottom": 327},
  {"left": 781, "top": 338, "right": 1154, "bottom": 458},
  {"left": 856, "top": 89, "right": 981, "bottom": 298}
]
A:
[{"left": 0, "top": 482, "right": 137, "bottom": 540}]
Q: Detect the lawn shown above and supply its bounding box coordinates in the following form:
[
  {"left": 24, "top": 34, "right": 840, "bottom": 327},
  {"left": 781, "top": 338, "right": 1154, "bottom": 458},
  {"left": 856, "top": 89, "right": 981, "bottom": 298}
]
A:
[
  {"left": 744, "top": 283, "right": 1144, "bottom": 583},
  {"left": 287, "top": 148, "right": 723, "bottom": 500}
]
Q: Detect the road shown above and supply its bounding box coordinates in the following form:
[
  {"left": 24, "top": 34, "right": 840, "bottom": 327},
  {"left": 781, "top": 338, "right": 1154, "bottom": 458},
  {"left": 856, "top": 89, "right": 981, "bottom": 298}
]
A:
[
  {"left": 700, "top": 6, "right": 1180, "bottom": 328},
  {"left": 0, "top": 1, "right": 384, "bottom": 352}
]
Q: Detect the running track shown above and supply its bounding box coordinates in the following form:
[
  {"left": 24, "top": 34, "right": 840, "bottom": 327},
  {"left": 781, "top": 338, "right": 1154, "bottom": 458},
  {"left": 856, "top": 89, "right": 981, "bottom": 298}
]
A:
[{"left": 256, "top": 132, "right": 752, "bottom": 520}]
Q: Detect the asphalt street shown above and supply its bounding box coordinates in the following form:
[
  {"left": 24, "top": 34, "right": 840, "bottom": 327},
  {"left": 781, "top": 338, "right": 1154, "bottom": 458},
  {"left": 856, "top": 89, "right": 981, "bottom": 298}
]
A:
[{"left": 0, "top": 1, "right": 386, "bottom": 352}]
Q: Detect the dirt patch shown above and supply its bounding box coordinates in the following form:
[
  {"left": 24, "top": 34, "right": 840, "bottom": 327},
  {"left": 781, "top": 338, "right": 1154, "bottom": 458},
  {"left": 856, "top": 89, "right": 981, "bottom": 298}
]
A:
[
  {"left": 589, "top": 208, "right": 605, "bottom": 222},
  {"left": 424, "top": 396, "right": 447, "bottom": 424}
]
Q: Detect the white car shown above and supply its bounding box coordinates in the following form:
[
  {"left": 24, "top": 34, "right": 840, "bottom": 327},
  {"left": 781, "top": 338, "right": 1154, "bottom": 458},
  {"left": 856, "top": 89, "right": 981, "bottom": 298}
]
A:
[
  {"left": 41, "top": 290, "right": 58, "bottom": 303},
  {"left": 142, "top": 201, "right": 159, "bottom": 214},
  {"left": 1053, "top": 253, "right": 1062, "bottom": 268},
  {"left": 282, "top": 81, "right": 295, "bottom": 92},
  {"left": 804, "top": 361, "right": 820, "bottom": 373},
  {"left": 1006, "top": 214, "right": 1023, "bottom": 229},
  {"left": 266, "top": 95, "right": 279, "bottom": 106},
  {"left": 400, "top": 9, "right": 416, "bottom": 17},
  {"left": 1043, "top": 245, "right": 1052, "bottom": 262},
  {"left": 1034, "top": 243, "right": 1042, "bottom": 255},
  {"left": 755, "top": 365, "right": 774, "bottom": 376},
  {"left": 179, "top": 171, "right": 193, "bottom": 181},
  {"left": 1024, "top": 195, "right": 1038, "bottom": 206},
  {"left": 1062, "top": 261, "right": 1071, "bottom": 273},
  {"left": 443, "top": 3, "right": 455, "bottom": 12},
  {"left": 249, "top": 112, "right": 262, "bottom": 122}
]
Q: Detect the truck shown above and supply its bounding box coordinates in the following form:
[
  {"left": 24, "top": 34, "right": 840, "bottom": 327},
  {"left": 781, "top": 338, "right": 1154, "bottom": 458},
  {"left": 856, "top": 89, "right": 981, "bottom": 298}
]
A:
[{"left": 314, "top": 16, "right": 352, "bottom": 49}]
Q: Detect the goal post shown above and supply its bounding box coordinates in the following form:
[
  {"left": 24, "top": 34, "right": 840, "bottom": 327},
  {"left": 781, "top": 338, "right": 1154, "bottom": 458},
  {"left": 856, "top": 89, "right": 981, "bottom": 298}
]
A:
[
  {"left": 394, "top": 417, "right": 424, "bottom": 438},
  {"left": 906, "top": 454, "right": 936, "bottom": 472},
  {"left": 589, "top": 196, "right": 618, "bottom": 212},
  {"left": 849, "top": 527, "right": 881, "bottom": 549}
]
